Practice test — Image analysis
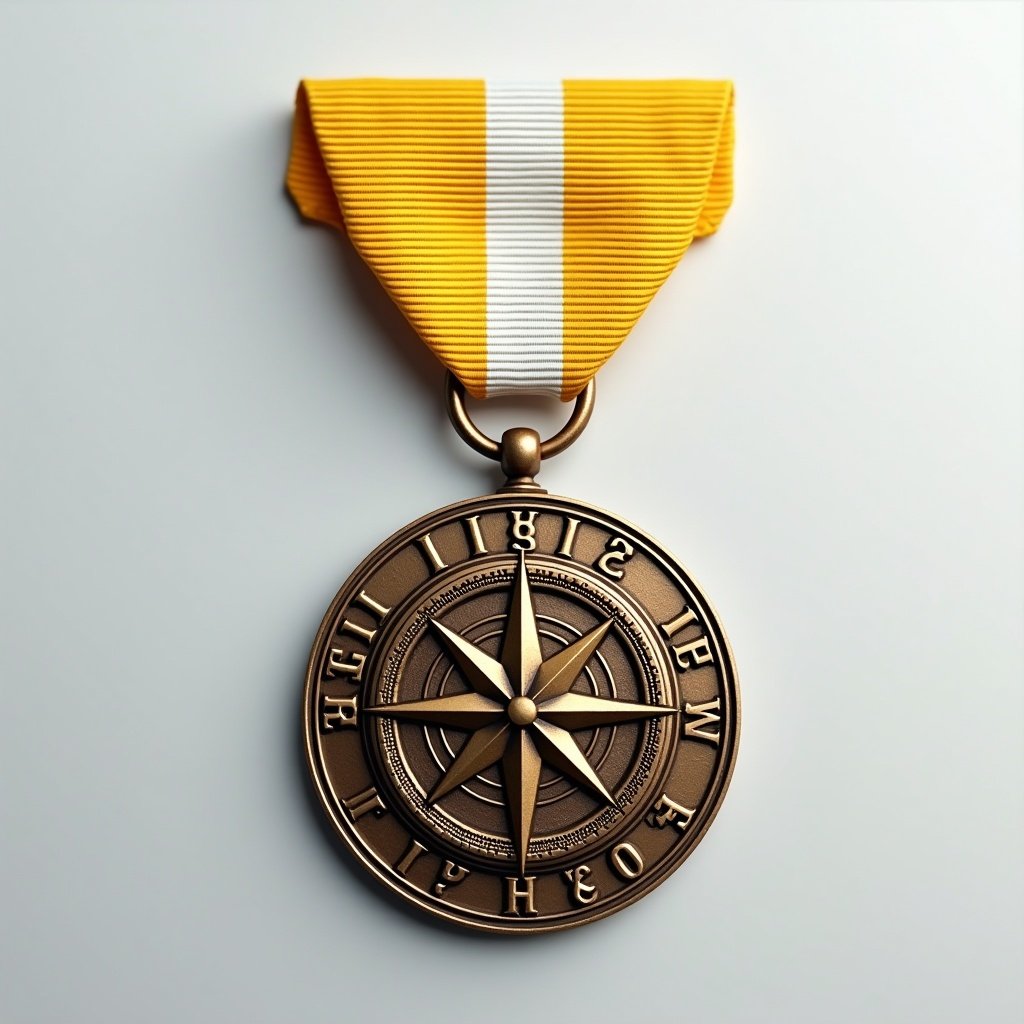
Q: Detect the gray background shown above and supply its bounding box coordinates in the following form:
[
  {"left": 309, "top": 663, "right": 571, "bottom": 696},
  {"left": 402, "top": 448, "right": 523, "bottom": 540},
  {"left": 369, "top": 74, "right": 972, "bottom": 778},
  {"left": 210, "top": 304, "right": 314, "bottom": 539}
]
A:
[{"left": 1, "top": 1, "right": 1021, "bottom": 1021}]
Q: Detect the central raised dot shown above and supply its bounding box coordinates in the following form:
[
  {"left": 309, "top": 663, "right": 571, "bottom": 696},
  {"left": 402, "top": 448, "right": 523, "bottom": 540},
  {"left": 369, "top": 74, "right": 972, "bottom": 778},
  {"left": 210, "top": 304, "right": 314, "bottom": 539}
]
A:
[{"left": 507, "top": 696, "right": 537, "bottom": 727}]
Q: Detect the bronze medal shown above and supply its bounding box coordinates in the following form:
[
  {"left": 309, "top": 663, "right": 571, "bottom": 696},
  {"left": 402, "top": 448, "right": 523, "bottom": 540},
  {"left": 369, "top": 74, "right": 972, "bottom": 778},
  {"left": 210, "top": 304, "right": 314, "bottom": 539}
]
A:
[
  {"left": 287, "top": 77, "right": 740, "bottom": 932},
  {"left": 302, "top": 380, "right": 739, "bottom": 933}
]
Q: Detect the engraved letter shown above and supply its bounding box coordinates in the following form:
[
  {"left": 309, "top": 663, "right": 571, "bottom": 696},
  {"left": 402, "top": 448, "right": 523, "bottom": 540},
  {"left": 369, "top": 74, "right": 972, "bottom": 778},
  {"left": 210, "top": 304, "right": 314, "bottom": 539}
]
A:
[
  {"left": 418, "top": 532, "right": 447, "bottom": 573},
  {"left": 556, "top": 517, "right": 581, "bottom": 559},
  {"left": 463, "top": 515, "right": 488, "bottom": 556},
  {"left": 562, "top": 864, "right": 599, "bottom": 905},
  {"left": 394, "top": 839, "right": 427, "bottom": 877},
  {"left": 610, "top": 842, "right": 644, "bottom": 880},
  {"left": 340, "top": 618, "right": 377, "bottom": 644},
  {"left": 321, "top": 695, "right": 358, "bottom": 731},
  {"left": 433, "top": 861, "right": 470, "bottom": 897},
  {"left": 595, "top": 537, "right": 634, "bottom": 580},
  {"left": 684, "top": 698, "right": 721, "bottom": 745},
  {"left": 660, "top": 605, "right": 698, "bottom": 639},
  {"left": 650, "top": 794, "right": 696, "bottom": 834},
  {"left": 325, "top": 647, "right": 365, "bottom": 683},
  {"left": 342, "top": 786, "right": 385, "bottom": 821},
  {"left": 673, "top": 635, "right": 715, "bottom": 672},
  {"left": 508, "top": 511, "right": 538, "bottom": 552},
  {"left": 354, "top": 590, "right": 391, "bottom": 619},
  {"left": 505, "top": 876, "right": 538, "bottom": 916}
]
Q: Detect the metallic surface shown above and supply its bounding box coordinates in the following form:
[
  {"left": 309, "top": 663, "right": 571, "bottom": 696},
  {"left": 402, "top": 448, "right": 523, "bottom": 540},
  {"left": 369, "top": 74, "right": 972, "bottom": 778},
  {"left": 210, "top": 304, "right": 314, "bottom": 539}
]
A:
[
  {"left": 498, "top": 428, "right": 543, "bottom": 491},
  {"left": 303, "top": 490, "right": 740, "bottom": 933}
]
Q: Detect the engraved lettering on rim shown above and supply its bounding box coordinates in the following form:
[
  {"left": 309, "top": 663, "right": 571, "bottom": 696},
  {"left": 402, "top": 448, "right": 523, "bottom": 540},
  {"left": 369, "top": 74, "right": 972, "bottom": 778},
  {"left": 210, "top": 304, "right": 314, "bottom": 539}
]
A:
[
  {"left": 394, "top": 839, "right": 428, "bottom": 877},
  {"left": 342, "top": 786, "right": 385, "bottom": 821},
  {"left": 650, "top": 794, "right": 696, "bottom": 834},
  {"left": 464, "top": 515, "right": 488, "bottom": 556},
  {"left": 595, "top": 536, "right": 634, "bottom": 579},
  {"left": 684, "top": 698, "right": 722, "bottom": 745},
  {"left": 505, "top": 876, "right": 538, "bottom": 916},
  {"left": 609, "top": 842, "right": 644, "bottom": 880},
  {"left": 508, "top": 510, "right": 539, "bottom": 551},
  {"left": 563, "top": 864, "right": 599, "bottom": 905},
  {"left": 556, "top": 516, "right": 581, "bottom": 559},
  {"left": 321, "top": 694, "right": 358, "bottom": 732},
  {"left": 417, "top": 532, "right": 447, "bottom": 573},
  {"left": 433, "top": 861, "right": 470, "bottom": 897},
  {"left": 303, "top": 492, "right": 740, "bottom": 934}
]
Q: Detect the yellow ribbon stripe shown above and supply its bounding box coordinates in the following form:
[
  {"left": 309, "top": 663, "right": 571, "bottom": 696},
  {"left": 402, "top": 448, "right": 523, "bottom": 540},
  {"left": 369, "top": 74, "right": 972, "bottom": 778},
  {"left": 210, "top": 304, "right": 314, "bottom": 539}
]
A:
[{"left": 287, "top": 79, "right": 734, "bottom": 400}]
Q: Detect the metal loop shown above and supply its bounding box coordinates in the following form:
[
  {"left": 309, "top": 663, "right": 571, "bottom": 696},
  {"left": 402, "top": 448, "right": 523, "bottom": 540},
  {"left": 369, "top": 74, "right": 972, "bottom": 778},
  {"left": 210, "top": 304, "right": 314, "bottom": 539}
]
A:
[{"left": 445, "top": 372, "right": 595, "bottom": 462}]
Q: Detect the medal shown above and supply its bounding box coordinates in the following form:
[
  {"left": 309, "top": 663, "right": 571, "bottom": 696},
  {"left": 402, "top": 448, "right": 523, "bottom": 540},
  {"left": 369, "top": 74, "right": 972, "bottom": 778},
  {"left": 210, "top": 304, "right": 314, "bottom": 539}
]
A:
[{"left": 287, "top": 78, "right": 738, "bottom": 933}]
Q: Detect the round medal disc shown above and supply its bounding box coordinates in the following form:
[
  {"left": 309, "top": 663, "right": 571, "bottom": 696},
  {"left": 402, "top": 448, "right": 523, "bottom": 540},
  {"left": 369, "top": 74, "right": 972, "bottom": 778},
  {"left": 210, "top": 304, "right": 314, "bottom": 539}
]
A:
[{"left": 303, "top": 491, "right": 739, "bottom": 934}]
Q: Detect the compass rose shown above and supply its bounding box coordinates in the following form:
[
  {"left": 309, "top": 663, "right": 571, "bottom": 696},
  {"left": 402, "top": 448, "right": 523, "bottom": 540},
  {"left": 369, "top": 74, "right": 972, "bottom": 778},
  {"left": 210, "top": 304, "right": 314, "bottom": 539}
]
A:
[{"left": 368, "top": 553, "right": 675, "bottom": 874}]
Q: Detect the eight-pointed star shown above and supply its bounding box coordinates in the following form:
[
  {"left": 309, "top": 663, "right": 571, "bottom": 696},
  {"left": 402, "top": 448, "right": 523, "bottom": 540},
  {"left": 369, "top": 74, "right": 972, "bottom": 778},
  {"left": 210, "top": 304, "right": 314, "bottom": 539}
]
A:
[{"left": 367, "top": 552, "right": 675, "bottom": 874}]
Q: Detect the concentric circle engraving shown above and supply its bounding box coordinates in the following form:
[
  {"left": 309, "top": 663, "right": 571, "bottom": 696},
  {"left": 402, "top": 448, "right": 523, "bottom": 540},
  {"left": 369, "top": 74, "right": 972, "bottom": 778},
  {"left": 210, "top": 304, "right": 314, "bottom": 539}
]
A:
[{"left": 303, "top": 492, "right": 739, "bottom": 934}]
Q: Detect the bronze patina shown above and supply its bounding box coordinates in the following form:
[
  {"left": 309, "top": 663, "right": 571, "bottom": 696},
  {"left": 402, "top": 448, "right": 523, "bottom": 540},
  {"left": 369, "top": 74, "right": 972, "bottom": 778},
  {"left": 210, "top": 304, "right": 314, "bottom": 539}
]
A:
[{"left": 303, "top": 379, "right": 739, "bottom": 933}]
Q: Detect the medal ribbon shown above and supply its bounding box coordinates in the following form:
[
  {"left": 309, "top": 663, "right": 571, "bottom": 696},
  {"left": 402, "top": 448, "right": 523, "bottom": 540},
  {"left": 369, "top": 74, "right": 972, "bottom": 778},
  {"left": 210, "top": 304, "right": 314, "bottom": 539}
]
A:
[{"left": 287, "top": 79, "right": 734, "bottom": 400}]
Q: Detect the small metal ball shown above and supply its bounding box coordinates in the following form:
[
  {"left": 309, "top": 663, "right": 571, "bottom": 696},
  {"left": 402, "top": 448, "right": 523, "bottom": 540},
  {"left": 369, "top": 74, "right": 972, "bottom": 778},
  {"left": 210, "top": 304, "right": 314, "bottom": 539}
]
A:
[{"left": 507, "top": 696, "right": 538, "bottom": 727}]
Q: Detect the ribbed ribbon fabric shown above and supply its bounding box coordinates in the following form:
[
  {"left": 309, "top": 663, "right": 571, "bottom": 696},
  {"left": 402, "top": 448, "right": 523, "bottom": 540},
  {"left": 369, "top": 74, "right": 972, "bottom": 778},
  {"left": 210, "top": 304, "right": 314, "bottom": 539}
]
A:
[{"left": 287, "top": 79, "right": 734, "bottom": 399}]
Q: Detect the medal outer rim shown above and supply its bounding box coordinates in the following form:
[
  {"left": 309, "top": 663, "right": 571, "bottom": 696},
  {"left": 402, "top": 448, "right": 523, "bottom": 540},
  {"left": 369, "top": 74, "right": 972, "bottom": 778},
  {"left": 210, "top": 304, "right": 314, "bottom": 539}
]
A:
[{"left": 302, "top": 490, "right": 741, "bottom": 936}]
